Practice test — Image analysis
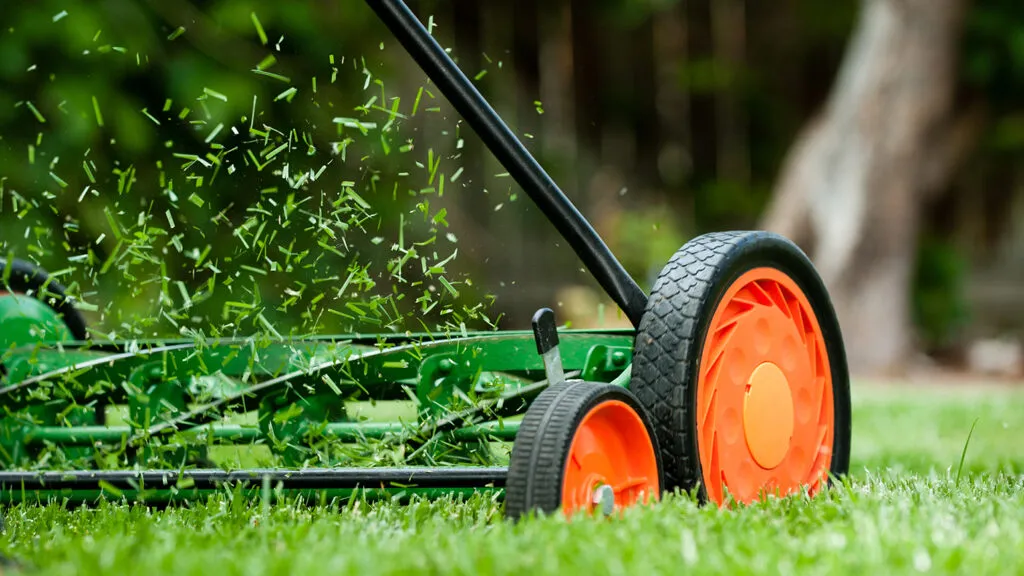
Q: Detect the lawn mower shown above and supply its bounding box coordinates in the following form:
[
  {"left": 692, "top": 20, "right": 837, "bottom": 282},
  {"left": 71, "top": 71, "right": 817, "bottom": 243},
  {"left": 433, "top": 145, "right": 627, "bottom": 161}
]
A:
[{"left": 0, "top": 0, "right": 851, "bottom": 520}]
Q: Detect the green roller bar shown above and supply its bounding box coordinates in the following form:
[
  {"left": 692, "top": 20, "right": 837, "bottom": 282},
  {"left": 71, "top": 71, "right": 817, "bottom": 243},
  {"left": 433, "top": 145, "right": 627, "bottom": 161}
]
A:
[{"left": 23, "top": 420, "right": 521, "bottom": 446}]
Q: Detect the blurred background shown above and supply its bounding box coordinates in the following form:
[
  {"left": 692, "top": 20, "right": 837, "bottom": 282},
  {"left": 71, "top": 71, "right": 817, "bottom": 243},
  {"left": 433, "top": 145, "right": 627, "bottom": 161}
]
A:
[{"left": 1, "top": 0, "right": 1023, "bottom": 379}]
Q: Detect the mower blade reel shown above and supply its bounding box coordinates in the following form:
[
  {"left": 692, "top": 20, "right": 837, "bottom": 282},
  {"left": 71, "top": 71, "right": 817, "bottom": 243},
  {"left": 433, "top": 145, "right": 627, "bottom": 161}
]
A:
[{"left": 364, "top": 0, "right": 648, "bottom": 327}]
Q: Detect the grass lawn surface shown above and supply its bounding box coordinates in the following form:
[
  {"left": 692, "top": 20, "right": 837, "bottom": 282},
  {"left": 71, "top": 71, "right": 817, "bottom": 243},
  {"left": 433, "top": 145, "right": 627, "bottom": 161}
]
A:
[{"left": 2, "top": 381, "right": 1022, "bottom": 575}]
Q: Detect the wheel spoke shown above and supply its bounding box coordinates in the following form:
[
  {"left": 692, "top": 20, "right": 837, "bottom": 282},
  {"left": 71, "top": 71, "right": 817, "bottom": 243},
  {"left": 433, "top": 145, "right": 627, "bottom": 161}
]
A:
[
  {"left": 701, "top": 387, "right": 718, "bottom": 439},
  {"left": 787, "top": 297, "right": 806, "bottom": 342},
  {"left": 714, "top": 299, "right": 756, "bottom": 332},
  {"left": 705, "top": 324, "right": 736, "bottom": 377},
  {"left": 708, "top": 434, "right": 722, "bottom": 503},
  {"left": 808, "top": 424, "right": 830, "bottom": 482},
  {"left": 763, "top": 280, "right": 791, "bottom": 317},
  {"left": 739, "top": 283, "right": 773, "bottom": 307},
  {"left": 805, "top": 333, "right": 818, "bottom": 379},
  {"left": 611, "top": 477, "right": 652, "bottom": 499},
  {"left": 570, "top": 452, "right": 582, "bottom": 470}
]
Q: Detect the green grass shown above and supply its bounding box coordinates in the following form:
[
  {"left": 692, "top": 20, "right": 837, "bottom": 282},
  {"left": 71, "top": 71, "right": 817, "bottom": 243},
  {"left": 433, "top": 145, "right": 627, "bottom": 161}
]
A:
[{"left": 3, "top": 381, "right": 1023, "bottom": 575}]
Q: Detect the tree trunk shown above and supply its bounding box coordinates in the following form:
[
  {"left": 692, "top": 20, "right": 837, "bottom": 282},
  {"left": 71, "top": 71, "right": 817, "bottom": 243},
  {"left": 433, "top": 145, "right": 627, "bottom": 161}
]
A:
[{"left": 761, "top": 0, "right": 973, "bottom": 375}]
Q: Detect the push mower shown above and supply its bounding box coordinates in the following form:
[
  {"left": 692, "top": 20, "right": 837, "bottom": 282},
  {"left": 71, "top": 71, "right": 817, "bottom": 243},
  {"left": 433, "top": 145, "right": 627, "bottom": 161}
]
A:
[{"left": 0, "top": 0, "right": 851, "bottom": 520}]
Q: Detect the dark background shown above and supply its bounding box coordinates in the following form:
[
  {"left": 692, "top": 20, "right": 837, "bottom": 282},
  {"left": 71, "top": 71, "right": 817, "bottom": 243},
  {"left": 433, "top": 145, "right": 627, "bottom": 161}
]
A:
[{"left": 2, "top": 0, "right": 1023, "bottom": 375}]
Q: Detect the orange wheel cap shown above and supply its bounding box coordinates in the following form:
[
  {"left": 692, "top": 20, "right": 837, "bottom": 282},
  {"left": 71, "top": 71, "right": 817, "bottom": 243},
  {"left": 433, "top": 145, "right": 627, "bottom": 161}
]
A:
[{"left": 743, "top": 362, "right": 794, "bottom": 469}]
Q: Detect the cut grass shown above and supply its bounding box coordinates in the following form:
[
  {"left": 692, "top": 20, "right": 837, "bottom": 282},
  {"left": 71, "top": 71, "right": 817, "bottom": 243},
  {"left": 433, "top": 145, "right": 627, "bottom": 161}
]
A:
[{"left": 3, "top": 381, "right": 1023, "bottom": 575}]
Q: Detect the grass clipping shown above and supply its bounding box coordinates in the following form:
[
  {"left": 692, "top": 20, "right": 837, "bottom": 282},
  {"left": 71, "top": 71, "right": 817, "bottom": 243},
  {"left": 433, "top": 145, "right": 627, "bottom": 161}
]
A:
[{"left": 0, "top": 14, "right": 515, "bottom": 474}]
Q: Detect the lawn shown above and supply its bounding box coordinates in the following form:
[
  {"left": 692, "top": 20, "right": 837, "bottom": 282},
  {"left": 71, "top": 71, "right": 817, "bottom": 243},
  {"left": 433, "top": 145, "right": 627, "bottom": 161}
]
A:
[{"left": 1, "top": 380, "right": 1022, "bottom": 575}]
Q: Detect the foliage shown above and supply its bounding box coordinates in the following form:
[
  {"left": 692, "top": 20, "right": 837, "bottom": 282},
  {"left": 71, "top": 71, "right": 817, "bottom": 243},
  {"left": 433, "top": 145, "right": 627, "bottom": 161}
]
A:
[
  {"left": 963, "top": 0, "right": 1024, "bottom": 117},
  {"left": 912, "top": 235, "right": 970, "bottom": 352},
  {"left": 0, "top": 0, "right": 498, "bottom": 340}
]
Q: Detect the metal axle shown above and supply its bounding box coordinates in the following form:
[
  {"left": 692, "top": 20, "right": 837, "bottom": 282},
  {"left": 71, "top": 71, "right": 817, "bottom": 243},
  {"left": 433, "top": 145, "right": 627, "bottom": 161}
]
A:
[
  {"left": 0, "top": 467, "right": 507, "bottom": 505},
  {"left": 0, "top": 467, "right": 507, "bottom": 492}
]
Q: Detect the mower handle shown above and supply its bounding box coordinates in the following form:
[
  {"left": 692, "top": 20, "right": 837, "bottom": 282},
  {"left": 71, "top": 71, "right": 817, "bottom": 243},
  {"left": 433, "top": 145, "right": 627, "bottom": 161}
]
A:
[{"left": 364, "top": 0, "right": 649, "bottom": 327}]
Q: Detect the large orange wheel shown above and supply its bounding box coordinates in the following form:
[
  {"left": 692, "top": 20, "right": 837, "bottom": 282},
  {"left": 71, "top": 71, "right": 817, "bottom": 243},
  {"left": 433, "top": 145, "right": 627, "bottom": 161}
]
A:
[
  {"left": 630, "top": 231, "right": 851, "bottom": 506},
  {"left": 505, "top": 381, "right": 663, "bottom": 520}
]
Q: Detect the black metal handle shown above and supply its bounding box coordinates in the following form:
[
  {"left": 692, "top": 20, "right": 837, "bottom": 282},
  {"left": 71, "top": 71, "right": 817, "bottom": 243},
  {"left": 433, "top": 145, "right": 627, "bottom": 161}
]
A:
[{"left": 364, "top": 0, "right": 649, "bottom": 327}]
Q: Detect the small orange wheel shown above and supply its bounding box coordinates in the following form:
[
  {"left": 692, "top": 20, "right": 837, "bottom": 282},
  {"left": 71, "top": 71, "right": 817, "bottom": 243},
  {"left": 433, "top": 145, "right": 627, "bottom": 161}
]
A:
[
  {"left": 631, "top": 231, "right": 851, "bottom": 507},
  {"left": 505, "top": 381, "right": 663, "bottom": 520}
]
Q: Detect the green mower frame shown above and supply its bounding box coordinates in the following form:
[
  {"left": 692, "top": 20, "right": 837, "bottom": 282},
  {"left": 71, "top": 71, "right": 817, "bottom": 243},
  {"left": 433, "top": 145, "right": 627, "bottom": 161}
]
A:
[{"left": 0, "top": 0, "right": 851, "bottom": 520}]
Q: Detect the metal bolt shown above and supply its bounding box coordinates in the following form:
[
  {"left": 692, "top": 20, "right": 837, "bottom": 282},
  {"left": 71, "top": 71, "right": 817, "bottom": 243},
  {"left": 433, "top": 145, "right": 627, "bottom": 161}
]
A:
[
  {"left": 592, "top": 484, "right": 615, "bottom": 516},
  {"left": 437, "top": 358, "right": 457, "bottom": 375},
  {"left": 610, "top": 350, "right": 627, "bottom": 368}
]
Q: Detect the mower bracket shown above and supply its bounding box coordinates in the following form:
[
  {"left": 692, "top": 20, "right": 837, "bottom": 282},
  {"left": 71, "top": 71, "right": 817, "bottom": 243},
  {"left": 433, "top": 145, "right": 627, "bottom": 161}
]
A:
[
  {"left": 531, "top": 308, "right": 565, "bottom": 385},
  {"left": 580, "top": 345, "right": 631, "bottom": 383}
]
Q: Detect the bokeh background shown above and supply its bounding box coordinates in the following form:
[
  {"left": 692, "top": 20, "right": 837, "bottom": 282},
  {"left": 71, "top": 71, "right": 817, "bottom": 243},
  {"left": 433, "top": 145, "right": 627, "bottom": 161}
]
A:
[{"left": 1, "top": 0, "right": 1023, "bottom": 379}]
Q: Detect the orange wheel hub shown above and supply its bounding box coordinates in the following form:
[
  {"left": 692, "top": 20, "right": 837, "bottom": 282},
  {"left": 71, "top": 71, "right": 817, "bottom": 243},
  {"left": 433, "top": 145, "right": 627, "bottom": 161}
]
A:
[
  {"left": 561, "top": 400, "right": 660, "bottom": 518},
  {"left": 697, "top": 267, "right": 834, "bottom": 505}
]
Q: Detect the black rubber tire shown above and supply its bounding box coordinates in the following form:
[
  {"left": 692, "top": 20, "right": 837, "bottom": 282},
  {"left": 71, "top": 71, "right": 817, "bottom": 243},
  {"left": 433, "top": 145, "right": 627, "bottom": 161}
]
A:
[
  {"left": 630, "top": 231, "right": 851, "bottom": 501},
  {"left": 0, "top": 258, "right": 89, "bottom": 341},
  {"left": 504, "top": 380, "right": 664, "bottom": 520}
]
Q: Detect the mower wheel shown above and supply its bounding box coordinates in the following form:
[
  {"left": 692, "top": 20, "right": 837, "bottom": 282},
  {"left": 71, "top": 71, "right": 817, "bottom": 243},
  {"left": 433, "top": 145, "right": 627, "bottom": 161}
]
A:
[
  {"left": 630, "top": 231, "right": 851, "bottom": 506},
  {"left": 504, "top": 380, "right": 662, "bottom": 520},
  {"left": 0, "top": 258, "right": 88, "bottom": 341}
]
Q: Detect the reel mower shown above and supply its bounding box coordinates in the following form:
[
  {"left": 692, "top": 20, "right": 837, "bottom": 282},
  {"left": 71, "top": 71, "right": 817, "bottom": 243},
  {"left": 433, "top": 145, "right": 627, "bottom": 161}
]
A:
[{"left": 0, "top": 0, "right": 851, "bottom": 520}]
